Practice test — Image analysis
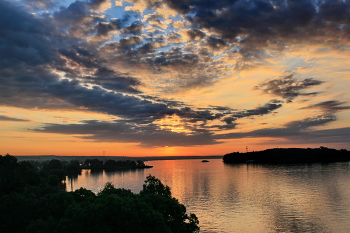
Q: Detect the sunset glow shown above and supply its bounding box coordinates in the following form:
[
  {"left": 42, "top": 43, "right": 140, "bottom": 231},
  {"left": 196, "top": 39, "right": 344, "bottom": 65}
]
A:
[{"left": 0, "top": 0, "right": 349, "bottom": 156}]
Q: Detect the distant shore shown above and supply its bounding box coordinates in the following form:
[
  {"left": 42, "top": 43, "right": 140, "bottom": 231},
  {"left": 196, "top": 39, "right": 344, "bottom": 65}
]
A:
[
  {"left": 223, "top": 147, "right": 350, "bottom": 164},
  {"left": 15, "top": 155, "right": 223, "bottom": 162}
]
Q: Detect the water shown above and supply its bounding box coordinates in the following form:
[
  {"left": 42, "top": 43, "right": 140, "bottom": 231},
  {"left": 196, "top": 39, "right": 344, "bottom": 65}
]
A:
[{"left": 67, "top": 159, "right": 350, "bottom": 232}]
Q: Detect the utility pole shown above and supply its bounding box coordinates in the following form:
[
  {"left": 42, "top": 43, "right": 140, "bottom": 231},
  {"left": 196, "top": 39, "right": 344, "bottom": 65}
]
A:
[{"left": 246, "top": 146, "right": 248, "bottom": 153}]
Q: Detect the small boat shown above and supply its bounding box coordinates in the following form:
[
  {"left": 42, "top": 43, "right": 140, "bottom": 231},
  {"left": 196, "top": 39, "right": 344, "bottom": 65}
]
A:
[{"left": 202, "top": 160, "right": 209, "bottom": 162}]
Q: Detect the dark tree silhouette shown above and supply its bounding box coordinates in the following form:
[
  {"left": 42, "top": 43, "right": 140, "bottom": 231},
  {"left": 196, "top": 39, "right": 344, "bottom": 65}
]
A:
[{"left": 0, "top": 154, "right": 200, "bottom": 233}]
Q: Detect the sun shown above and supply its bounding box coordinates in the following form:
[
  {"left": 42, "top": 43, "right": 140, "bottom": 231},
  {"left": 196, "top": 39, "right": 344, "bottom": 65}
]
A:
[
  {"left": 154, "top": 146, "right": 178, "bottom": 156},
  {"left": 155, "top": 115, "right": 193, "bottom": 134}
]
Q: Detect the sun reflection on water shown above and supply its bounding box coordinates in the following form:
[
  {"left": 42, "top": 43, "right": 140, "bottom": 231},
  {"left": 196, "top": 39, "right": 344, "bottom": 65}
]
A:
[{"left": 68, "top": 160, "right": 350, "bottom": 233}]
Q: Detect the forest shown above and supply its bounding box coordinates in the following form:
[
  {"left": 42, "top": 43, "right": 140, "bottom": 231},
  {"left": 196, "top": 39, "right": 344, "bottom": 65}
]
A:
[
  {"left": 223, "top": 147, "right": 350, "bottom": 164},
  {"left": 0, "top": 154, "right": 199, "bottom": 233}
]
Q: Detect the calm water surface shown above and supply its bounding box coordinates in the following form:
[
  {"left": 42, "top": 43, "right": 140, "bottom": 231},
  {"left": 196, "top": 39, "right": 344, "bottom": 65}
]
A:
[{"left": 67, "top": 159, "right": 350, "bottom": 233}]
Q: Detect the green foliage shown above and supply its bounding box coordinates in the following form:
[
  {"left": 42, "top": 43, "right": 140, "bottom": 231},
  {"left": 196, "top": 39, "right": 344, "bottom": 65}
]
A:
[
  {"left": 83, "top": 158, "right": 147, "bottom": 170},
  {"left": 140, "top": 175, "right": 200, "bottom": 233},
  {"left": 98, "top": 182, "right": 134, "bottom": 197},
  {"left": 0, "top": 154, "right": 200, "bottom": 233},
  {"left": 47, "top": 174, "right": 60, "bottom": 186},
  {"left": 61, "top": 193, "right": 171, "bottom": 233},
  {"left": 0, "top": 193, "right": 37, "bottom": 232},
  {"left": 67, "top": 160, "right": 81, "bottom": 174},
  {"left": 140, "top": 174, "right": 171, "bottom": 198},
  {"left": 45, "top": 159, "right": 62, "bottom": 171},
  {"left": 72, "top": 188, "right": 96, "bottom": 202}
]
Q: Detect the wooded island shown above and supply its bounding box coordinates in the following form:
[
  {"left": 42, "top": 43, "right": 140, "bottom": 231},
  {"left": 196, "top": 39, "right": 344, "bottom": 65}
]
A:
[{"left": 223, "top": 147, "right": 350, "bottom": 164}]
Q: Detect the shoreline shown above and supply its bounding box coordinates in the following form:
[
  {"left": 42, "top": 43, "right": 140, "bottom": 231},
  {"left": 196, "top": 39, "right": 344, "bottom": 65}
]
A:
[{"left": 15, "top": 155, "right": 223, "bottom": 162}]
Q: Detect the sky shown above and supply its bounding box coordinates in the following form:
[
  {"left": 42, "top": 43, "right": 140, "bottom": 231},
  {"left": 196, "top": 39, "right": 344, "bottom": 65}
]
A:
[{"left": 0, "top": 0, "right": 349, "bottom": 157}]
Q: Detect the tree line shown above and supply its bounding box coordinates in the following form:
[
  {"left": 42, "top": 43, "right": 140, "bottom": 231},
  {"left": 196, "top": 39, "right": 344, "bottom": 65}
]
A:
[
  {"left": 223, "top": 147, "right": 350, "bottom": 164},
  {"left": 25, "top": 157, "right": 152, "bottom": 186},
  {"left": 0, "top": 154, "right": 199, "bottom": 233}
]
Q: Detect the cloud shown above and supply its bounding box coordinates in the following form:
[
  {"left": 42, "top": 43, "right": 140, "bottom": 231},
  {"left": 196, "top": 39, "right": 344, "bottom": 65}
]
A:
[
  {"left": 120, "top": 21, "right": 144, "bottom": 35},
  {"left": 23, "top": 0, "right": 57, "bottom": 10},
  {"left": 0, "top": 115, "right": 29, "bottom": 122},
  {"left": 211, "top": 122, "right": 238, "bottom": 130},
  {"left": 216, "top": 114, "right": 338, "bottom": 140},
  {"left": 0, "top": 0, "right": 164, "bottom": 115},
  {"left": 177, "top": 107, "right": 223, "bottom": 123},
  {"left": 140, "top": 0, "right": 350, "bottom": 70},
  {"left": 284, "top": 114, "right": 337, "bottom": 129},
  {"left": 206, "top": 36, "right": 228, "bottom": 50},
  {"left": 33, "top": 120, "right": 220, "bottom": 147},
  {"left": 185, "top": 28, "right": 206, "bottom": 41},
  {"left": 167, "top": 32, "right": 183, "bottom": 43},
  {"left": 139, "top": 95, "right": 186, "bottom": 108},
  {"left": 0, "top": 0, "right": 227, "bottom": 127},
  {"left": 53, "top": 1, "right": 96, "bottom": 27},
  {"left": 94, "top": 19, "right": 122, "bottom": 38},
  {"left": 1, "top": 0, "right": 349, "bottom": 149},
  {"left": 301, "top": 100, "right": 350, "bottom": 112},
  {"left": 32, "top": 113, "right": 345, "bottom": 146},
  {"left": 162, "top": 0, "right": 350, "bottom": 45},
  {"left": 255, "top": 73, "right": 324, "bottom": 102},
  {"left": 231, "top": 101, "right": 283, "bottom": 119},
  {"left": 83, "top": 67, "right": 141, "bottom": 93}
]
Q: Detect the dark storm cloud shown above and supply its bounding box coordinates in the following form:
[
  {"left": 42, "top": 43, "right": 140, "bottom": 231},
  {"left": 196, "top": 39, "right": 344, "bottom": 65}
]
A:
[
  {"left": 216, "top": 114, "right": 338, "bottom": 140},
  {"left": 33, "top": 120, "right": 220, "bottom": 147},
  {"left": 301, "top": 100, "right": 350, "bottom": 112},
  {"left": 0, "top": 115, "right": 29, "bottom": 122},
  {"left": 255, "top": 73, "right": 324, "bottom": 102}
]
